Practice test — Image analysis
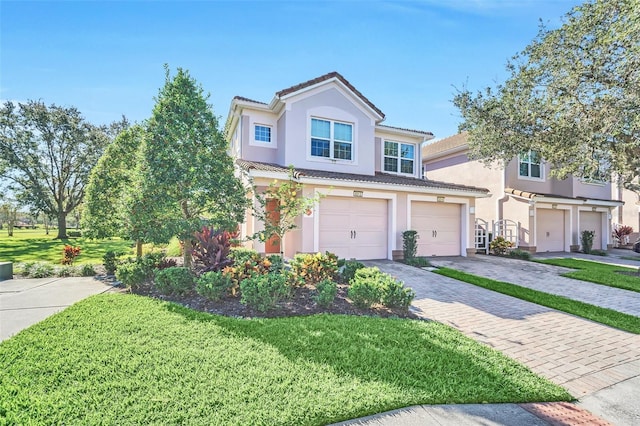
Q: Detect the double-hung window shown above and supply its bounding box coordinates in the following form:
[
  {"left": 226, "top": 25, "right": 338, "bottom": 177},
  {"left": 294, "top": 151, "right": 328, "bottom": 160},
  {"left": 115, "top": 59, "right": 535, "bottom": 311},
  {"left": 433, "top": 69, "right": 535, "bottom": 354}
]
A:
[
  {"left": 519, "top": 150, "right": 542, "bottom": 179},
  {"left": 311, "top": 118, "right": 353, "bottom": 161},
  {"left": 384, "top": 141, "right": 415, "bottom": 174}
]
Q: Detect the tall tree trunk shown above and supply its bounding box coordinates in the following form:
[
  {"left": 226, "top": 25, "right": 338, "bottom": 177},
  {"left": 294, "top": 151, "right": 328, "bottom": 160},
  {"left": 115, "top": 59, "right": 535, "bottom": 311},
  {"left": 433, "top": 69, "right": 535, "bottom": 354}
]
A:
[
  {"left": 183, "top": 239, "right": 192, "bottom": 268},
  {"left": 136, "top": 240, "right": 143, "bottom": 258},
  {"left": 44, "top": 216, "right": 50, "bottom": 235},
  {"left": 56, "top": 211, "right": 68, "bottom": 239}
]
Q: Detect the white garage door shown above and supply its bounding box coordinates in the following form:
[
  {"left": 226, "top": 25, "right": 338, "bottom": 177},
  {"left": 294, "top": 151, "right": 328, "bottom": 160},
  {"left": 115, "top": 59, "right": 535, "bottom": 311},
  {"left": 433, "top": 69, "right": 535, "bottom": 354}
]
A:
[
  {"left": 411, "top": 202, "right": 461, "bottom": 256},
  {"left": 580, "top": 211, "right": 603, "bottom": 250},
  {"left": 319, "top": 197, "right": 388, "bottom": 260},
  {"left": 536, "top": 209, "right": 565, "bottom": 252}
]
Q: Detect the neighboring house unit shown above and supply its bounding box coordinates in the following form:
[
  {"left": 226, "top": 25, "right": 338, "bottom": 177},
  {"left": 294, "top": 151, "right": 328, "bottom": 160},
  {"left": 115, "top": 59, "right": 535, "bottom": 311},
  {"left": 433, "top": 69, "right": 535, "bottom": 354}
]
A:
[
  {"left": 225, "top": 72, "right": 489, "bottom": 260},
  {"left": 423, "top": 132, "right": 624, "bottom": 253},
  {"left": 612, "top": 185, "right": 640, "bottom": 243}
]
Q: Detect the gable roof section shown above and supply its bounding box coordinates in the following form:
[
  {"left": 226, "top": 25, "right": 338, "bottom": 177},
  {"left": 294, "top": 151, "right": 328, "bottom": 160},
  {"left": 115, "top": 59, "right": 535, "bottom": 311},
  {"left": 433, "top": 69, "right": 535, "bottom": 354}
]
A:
[
  {"left": 422, "top": 132, "right": 469, "bottom": 159},
  {"left": 275, "top": 71, "right": 385, "bottom": 119},
  {"left": 238, "top": 159, "right": 489, "bottom": 195}
]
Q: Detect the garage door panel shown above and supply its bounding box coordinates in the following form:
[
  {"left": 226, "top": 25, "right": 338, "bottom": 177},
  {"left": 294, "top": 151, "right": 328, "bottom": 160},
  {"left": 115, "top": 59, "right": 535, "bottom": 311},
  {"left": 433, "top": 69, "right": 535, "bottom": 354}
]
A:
[
  {"left": 536, "top": 209, "right": 565, "bottom": 252},
  {"left": 411, "top": 202, "right": 461, "bottom": 257},
  {"left": 319, "top": 197, "right": 388, "bottom": 260}
]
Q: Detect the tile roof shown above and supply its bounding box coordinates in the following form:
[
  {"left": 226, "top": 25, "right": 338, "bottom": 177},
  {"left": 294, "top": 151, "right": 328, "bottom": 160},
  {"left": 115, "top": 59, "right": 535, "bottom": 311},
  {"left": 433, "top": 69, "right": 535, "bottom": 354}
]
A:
[
  {"left": 422, "top": 132, "right": 469, "bottom": 158},
  {"left": 232, "top": 96, "right": 267, "bottom": 105},
  {"left": 238, "top": 159, "right": 489, "bottom": 194},
  {"left": 275, "top": 71, "right": 385, "bottom": 119},
  {"left": 377, "top": 124, "right": 434, "bottom": 137},
  {"left": 505, "top": 187, "right": 622, "bottom": 204}
]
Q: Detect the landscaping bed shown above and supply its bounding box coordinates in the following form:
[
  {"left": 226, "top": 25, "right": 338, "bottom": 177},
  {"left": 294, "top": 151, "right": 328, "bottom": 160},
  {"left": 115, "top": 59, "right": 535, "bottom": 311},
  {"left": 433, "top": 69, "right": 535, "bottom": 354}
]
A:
[{"left": 131, "top": 278, "right": 417, "bottom": 319}]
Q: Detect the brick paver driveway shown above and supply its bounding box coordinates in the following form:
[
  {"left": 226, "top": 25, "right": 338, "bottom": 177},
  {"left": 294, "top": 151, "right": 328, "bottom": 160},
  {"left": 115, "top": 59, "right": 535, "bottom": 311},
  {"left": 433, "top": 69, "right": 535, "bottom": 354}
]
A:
[
  {"left": 368, "top": 260, "right": 640, "bottom": 399},
  {"left": 430, "top": 255, "right": 640, "bottom": 317}
]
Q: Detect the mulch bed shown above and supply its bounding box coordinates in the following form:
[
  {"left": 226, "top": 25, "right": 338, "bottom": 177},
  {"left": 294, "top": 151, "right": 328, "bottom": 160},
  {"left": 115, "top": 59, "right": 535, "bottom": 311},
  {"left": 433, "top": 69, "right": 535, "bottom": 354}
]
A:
[{"left": 129, "top": 280, "right": 418, "bottom": 320}]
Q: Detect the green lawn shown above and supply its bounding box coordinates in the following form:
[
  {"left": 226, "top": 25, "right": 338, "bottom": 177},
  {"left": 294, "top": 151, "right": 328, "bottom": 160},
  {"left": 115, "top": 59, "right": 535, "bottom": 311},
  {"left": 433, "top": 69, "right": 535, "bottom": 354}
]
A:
[
  {"left": 435, "top": 268, "right": 640, "bottom": 334},
  {"left": 0, "top": 294, "right": 570, "bottom": 425},
  {"left": 0, "top": 228, "right": 134, "bottom": 264},
  {"left": 536, "top": 258, "right": 640, "bottom": 293}
]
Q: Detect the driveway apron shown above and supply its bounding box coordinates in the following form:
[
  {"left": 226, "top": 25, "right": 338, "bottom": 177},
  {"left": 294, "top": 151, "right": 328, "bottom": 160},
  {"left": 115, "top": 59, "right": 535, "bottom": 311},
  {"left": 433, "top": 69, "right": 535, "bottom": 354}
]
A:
[{"left": 368, "top": 260, "right": 640, "bottom": 424}]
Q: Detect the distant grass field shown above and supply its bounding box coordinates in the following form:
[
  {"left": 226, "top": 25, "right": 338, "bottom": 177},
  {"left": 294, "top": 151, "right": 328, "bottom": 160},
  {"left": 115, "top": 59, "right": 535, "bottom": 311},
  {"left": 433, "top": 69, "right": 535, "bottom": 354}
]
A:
[{"left": 0, "top": 228, "right": 134, "bottom": 264}]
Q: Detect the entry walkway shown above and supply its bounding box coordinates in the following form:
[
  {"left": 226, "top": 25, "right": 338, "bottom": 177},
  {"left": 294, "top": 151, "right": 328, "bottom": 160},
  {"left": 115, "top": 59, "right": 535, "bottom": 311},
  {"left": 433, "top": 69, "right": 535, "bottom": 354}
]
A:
[
  {"left": 363, "top": 260, "right": 640, "bottom": 425},
  {"left": 0, "top": 276, "right": 114, "bottom": 341}
]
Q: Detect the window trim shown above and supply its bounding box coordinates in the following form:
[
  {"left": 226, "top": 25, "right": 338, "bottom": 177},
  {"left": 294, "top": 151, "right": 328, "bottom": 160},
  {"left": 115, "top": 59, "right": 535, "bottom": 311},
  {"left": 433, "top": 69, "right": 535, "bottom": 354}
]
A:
[
  {"left": 383, "top": 140, "right": 416, "bottom": 176},
  {"left": 517, "top": 150, "right": 544, "bottom": 181},
  {"left": 309, "top": 117, "right": 354, "bottom": 162},
  {"left": 254, "top": 124, "right": 272, "bottom": 144}
]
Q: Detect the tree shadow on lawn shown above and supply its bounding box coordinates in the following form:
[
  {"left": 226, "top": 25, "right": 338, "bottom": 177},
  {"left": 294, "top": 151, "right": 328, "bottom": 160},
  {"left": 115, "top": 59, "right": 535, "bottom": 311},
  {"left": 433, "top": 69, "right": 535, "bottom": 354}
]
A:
[{"left": 165, "top": 303, "right": 572, "bottom": 405}]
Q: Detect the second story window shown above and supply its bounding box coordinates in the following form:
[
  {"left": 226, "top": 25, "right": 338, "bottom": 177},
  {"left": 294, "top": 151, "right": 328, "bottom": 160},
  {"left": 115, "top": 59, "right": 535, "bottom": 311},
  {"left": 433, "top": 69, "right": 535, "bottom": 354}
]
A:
[
  {"left": 254, "top": 125, "right": 272, "bottom": 143},
  {"left": 311, "top": 118, "right": 353, "bottom": 161},
  {"left": 384, "top": 141, "right": 415, "bottom": 174},
  {"left": 519, "top": 150, "right": 542, "bottom": 179}
]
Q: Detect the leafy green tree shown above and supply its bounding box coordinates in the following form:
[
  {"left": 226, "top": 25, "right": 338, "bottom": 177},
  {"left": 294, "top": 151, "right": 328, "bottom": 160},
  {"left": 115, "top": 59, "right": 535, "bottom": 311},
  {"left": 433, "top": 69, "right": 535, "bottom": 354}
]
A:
[
  {"left": 251, "top": 166, "right": 322, "bottom": 257},
  {"left": 0, "top": 201, "right": 18, "bottom": 237},
  {"left": 454, "top": 0, "right": 640, "bottom": 190},
  {"left": 0, "top": 101, "right": 112, "bottom": 238},
  {"left": 139, "top": 66, "right": 247, "bottom": 267},
  {"left": 83, "top": 124, "right": 147, "bottom": 255}
]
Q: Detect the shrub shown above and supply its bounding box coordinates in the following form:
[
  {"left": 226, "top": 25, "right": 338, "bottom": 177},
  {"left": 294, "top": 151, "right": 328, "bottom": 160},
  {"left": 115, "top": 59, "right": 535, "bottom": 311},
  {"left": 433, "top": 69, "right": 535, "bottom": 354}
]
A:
[
  {"left": 590, "top": 249, "right": 608, "bottom": 256},
  {"left": 402, "top": 230, "right": 418, "bottom": 260},
  {"left": 25, "top": 262, "right": 55, "bottom": 278},
  {"left": 348, "top": 267, "right": 415, "bottom": 310},
  {"left": 405, "top": 257, "right": 431, "bottom": 267},
  {"left": 508, "top": 249, "right": 531, "bottom": 260},
  {"left": 289, "top": 252, "right": 338, "bottom": 287},
  {"left": 229, "top": 247, "right": 261, "bottom": 264},
  {"left": 613, "top": 224, "right": 633, "bottom": 245},
  {"left": 348, "top": 267, "right": 384, "bottom": 309},
  {"left": 115, "top": 261, "right": 148, "bottom": 289},
  {"left": 341, "top": 260, "right": 365, "bottom": 283},
  {"left": 192, "top": 226, "right": 239, "bottom": 272},
  {"left": 139, "top": 252, "right": 166, "bottom": 273},
  {"left": 103, "top": 251, "right": 119, "bottom": 275},
  {"left": 196, "top": 271, "right": 232, "bottom": 301},
  {"left": 380, "top": 277, "right": 415, "bottom": 310},
  {"left": 489, "top": 236, "right": 514, "bottom": 255},
  {"left": 154, "top": 267, "right": 194, "bottom": 295},
  {"left": 313, "top": 279, "right": 337, "bottom": 308},
  {"left": 581, "top": 230, "right": 595, "bottom": 254},
  {"left": 266, "top": 254, "right": 284, "bottom": 273},
  {"left": 223, "top": 254, "right": 273, "bottom": 296},
  {"left": 61, "top": 245, "right": 81, "bottom": 265},
  {"left": 56, "top": 265, "right": 77, "bottom": 277},
  {"left": 240, "top": 273, "right": 290, "bottom": 312},
  {"left": 80, "top": 264, "right": 96, "bottom": 276}
]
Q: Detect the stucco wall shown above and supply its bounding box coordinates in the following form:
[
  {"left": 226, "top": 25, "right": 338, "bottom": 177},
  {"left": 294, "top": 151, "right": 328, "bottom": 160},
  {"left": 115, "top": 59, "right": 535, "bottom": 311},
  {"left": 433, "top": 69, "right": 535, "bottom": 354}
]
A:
[
  {"left": 281, "top": 87, "right": 376, "bottom": 175},
  {"left": 425, "top": 155, "right": 501, "bottom": 223},
  {"left": 240, "top": 113, "right": 279, "bottom": 164}
]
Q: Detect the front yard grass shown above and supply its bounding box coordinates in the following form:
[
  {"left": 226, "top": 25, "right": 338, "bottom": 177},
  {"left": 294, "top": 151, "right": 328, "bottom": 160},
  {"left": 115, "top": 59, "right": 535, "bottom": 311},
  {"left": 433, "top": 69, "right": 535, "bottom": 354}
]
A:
[
  {"left": 0, "top": 294, "right": 571, "bottom": 425},
  {"left": 536, "top": 258, "right": 640, "bottom": 293},
  {"left": 435, "top": 268, "right": 640, "bottom": 334},
  {"left": 0, "top": 228, "right": 134, "bottom": 264}
]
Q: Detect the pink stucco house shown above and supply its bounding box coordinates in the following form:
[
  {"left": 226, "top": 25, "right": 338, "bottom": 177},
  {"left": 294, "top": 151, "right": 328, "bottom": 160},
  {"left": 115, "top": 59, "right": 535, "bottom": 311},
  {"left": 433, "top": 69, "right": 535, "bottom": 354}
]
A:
[
  {"left": 422, "top": 132, "right": 626, "bottom": 253},
  {"left": 225, "top": 72, "right": 489, "bottom": 260}
]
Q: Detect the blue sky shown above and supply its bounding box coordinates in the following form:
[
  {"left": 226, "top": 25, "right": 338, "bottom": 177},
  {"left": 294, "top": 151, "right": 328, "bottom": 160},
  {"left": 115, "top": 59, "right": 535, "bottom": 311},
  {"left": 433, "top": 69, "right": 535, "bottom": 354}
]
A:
[{"left": 1, "top": 0, "right": 582, "bottom": 140}]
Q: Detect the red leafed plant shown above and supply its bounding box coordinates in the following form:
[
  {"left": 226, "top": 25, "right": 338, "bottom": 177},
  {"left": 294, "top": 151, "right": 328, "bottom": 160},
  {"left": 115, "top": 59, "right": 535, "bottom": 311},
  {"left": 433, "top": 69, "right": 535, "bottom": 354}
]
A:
[
  {"left": 613, "top": 224, "right": 634, "bottom": 244},
  {"left": 192, "top": 227, "right": 239, "bottom": 272},
  {"left": 62, "top": 245, "right": 81, "bottom": 265}
]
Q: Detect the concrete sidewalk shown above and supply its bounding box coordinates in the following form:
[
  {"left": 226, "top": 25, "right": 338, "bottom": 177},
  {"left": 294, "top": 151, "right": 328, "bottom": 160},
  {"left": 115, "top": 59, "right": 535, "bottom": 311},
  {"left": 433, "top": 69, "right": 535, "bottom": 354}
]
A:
[{"left": 0, "top": 276, "right": 115, "bottom": 341}]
